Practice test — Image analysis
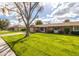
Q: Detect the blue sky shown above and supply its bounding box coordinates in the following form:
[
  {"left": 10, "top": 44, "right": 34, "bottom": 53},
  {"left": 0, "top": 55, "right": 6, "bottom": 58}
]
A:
[{"left": 0, "top": 2, "right": 79, "bottom": 25}]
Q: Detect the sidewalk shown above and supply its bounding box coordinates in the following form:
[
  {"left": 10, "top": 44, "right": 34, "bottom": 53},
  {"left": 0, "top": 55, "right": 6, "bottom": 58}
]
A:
[
  {"left": 0, "top": 37, "right": 16, "bottom": 56},
  {"left": 0, "top": 32, "right": 25, "bottom": 56},
  {"left": 0, "top": 32, "right": 25, "bottom": 37}
]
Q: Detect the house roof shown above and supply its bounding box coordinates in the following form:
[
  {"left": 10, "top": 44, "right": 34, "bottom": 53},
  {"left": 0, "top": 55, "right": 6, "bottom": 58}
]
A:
[
  {"left": 34, "top": 21, "right": 79, "bottom": 27},
  {"left": 8, "top": 24, "right": 25, "bottom": 28}
]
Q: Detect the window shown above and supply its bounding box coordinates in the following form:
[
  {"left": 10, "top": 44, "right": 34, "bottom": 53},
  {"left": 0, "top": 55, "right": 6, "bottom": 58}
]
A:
[
  {"left": 40, "top": 28, "right": 44, "bottom": 31},
  {"left": 74, "top": 26, "right": 79, "bottom": 31}
]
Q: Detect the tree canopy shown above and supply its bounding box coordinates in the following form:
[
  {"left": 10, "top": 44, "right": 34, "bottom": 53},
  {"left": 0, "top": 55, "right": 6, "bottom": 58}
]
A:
[
  {"left": 35, "top": 20, "right": 43, "bottom": 25},
  {"left": 0, "top": 19, "right": 9, "bottom": 30}
]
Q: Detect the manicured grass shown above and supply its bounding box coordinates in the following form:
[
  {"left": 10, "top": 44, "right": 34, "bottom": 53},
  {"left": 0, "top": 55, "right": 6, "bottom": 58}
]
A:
[
  {"left": 2, "top": 33, "right": 79, "bottom": 56},
  {"left": 0, "top": 31, "right": 21, "bottom": 34}
]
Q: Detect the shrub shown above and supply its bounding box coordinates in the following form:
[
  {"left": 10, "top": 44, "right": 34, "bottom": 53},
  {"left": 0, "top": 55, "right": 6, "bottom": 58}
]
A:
[
  {"left": 71, "top": 31, "right": 79, "bottom": 35},
  {"left": 59, "top": 31, "right": 64, "bottom": 34},
  {"left": 20, "top": 28, "right": 26, "bottom": 31},
  {"left": 0, "top": 19, "right": 9, "bottom": 30},
  {"left": 47, "top": 30, "right": 54, "bottom": 33},
  {"left": 35, "top": 20, "right": 43, "bottom": 25},
  {"left": 64, "top": 28, "right": 70, "bottom": 34}
]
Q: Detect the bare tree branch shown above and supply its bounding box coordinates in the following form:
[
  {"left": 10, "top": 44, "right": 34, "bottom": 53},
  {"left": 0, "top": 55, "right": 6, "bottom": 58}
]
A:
[
  {"left": 23, "top": 2, "right": 28, "bottom": 17},
  {"left": 6, "top": 2, "right": 43, "bottom": 38},
  {"left": 14, "top": 2, "right": 27, "bottom": 27},
  {"left": 14, "top": 2, "right": 25, "bottom": 17},
  {"left": 30, "top": 2, "right": 39, "bottom": 13},
  {"left": 30, "top": 7, "right": 42, "bottom": 24},
  {"left": 30, "top": 2, "right": 39, "bottom": 16}
]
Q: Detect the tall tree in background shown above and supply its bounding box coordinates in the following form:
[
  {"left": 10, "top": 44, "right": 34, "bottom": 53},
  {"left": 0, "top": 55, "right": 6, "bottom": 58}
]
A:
[
  {"left": 64, "top": 19, "right": 70, "bottom": 22},
  {"left": 0, "top": 19, "right": 9, "bottom": 30},
  {"left": 9, "top": 2, "right": 43, "bottom": 37},
  {"left": 35, "top": 20, "right": 43, "bottom": 25}
]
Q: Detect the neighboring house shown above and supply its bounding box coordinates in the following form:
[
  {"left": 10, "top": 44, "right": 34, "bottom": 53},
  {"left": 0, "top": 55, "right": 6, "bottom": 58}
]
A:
[
  {"left": 30, "top": 21, "right": 79, "bottom": 34},
  {"left": 8, "top": 24, "right": 25, "bottom": 31}
]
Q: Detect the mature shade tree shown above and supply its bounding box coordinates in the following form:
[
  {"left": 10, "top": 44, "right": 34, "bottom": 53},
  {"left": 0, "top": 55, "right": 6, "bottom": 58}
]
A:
[
  {"left": 0, "top": 19, "right": 9, "bottom": 30},
  {"left": 1, "top": 2, "right": 43, "bottom": 48},
  {"left": 0, "top": 2, "right": 43, "bottom": 50},
  {"left": 35, "top": 20, "right": 43, "bottom": 25},
  {"left": 7, "top": 2, "right": 43, "bottom": 37}
]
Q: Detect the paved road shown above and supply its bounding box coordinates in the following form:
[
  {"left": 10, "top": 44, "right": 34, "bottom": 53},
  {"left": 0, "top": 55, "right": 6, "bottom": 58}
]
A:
[{"left": 0, "top": 32, "right": 24, "bottom": 56}]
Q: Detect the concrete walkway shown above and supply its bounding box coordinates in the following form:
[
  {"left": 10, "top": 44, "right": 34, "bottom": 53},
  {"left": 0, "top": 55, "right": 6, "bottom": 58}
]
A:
[
  {"left": 0, "top": 32, "right": 25, "bottom": 37},
  {"left": 0, "top": 32, "right": 24, "bottom": 56},
  {"left": 0, "top": 37, "right": 16, "bottom": 56}
]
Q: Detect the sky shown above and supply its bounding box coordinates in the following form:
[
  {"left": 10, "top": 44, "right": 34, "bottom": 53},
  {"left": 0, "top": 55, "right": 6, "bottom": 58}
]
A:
[
  {"left": 39, "top": 2, "right": 79, "bottom": 24},
  {"left": 0, "top": 2, "right": 79, "bottom": 25}
]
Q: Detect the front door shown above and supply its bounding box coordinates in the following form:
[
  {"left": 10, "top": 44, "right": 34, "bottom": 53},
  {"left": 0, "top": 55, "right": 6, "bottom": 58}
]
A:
[{"left": 40, "top": 27, "right": 45, "bottom": 32}]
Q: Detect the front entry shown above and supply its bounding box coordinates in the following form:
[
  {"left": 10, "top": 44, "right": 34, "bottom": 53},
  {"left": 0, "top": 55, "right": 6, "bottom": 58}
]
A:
[{"left": 64, "top": 27, "right": 71, "bottom": 34}]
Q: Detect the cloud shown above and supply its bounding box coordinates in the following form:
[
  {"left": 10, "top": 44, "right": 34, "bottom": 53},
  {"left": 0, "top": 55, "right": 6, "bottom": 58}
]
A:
[
  {"left": 45, "top": 2, "right": 79, "bottom": 23},
  {"left": 71, "top": 3, "right": 79, "bottom": 15},
  {"left": 54, "top": 2, "right": 76, "bottom": 16},
  {"left": 54, "top": 8, "right": 70, "bottom": 15}
]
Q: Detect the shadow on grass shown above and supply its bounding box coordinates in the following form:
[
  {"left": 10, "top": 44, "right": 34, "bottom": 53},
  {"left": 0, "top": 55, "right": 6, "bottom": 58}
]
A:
[{"left": 1, "top": 35, "right": 28, "bottom": 56}]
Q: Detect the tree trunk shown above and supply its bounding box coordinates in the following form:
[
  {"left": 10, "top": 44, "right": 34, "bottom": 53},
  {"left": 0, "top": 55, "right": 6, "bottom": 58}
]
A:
[
  {"left": 25, "top": 27, "right": 30, "bottom": 37},
  {"left": 25, "top": 24, "right": 30, "bottom": 37}
]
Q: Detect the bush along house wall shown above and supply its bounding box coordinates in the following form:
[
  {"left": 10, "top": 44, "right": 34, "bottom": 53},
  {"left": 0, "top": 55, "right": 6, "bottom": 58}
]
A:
[{"left": 71, "top": 31, "right": 79, "bottom": 35}]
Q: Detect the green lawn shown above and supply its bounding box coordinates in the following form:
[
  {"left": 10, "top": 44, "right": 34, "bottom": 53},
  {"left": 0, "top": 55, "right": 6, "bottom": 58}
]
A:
[
  {"left": 2, "top": 33, "right": 79, "bottom": 56},
  {"left": 0, "top": 31, "right": 22, "bottom": 34}
]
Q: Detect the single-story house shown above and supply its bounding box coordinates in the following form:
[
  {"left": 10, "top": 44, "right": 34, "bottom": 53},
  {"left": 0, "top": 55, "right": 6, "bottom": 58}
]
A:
[
  {"left": 8, "top": 24, "right": 26, "bottom": 31},
  {"left": 30, "top": 21, "right": 79, "bottom": 34}
]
